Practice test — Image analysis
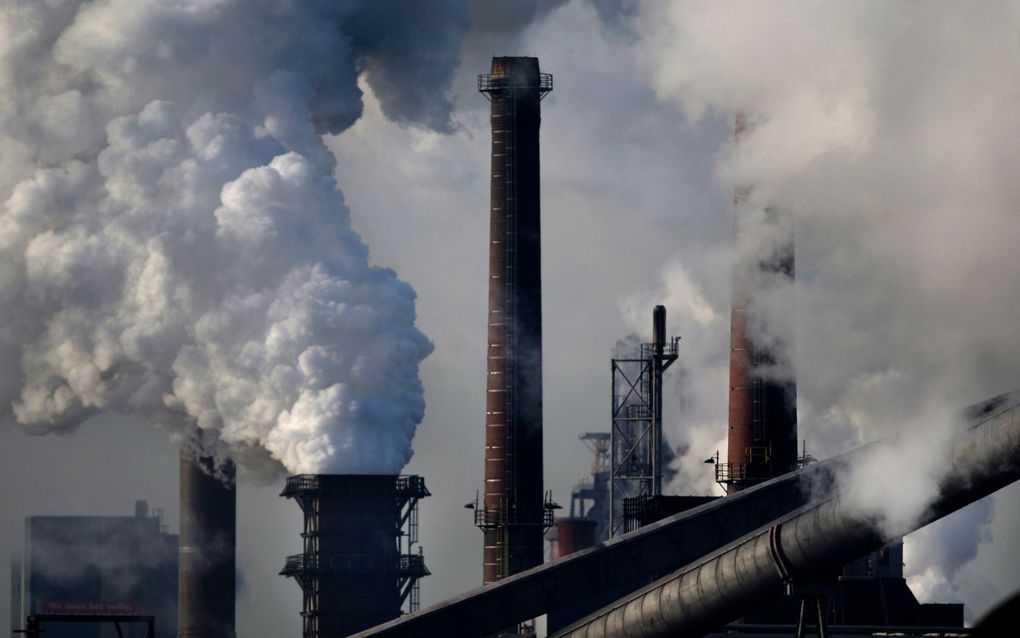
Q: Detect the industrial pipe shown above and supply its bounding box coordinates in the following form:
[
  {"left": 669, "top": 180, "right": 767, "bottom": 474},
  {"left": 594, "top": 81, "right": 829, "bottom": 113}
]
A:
[
  {"left": 354, "top": 393, "right": 1016, "bottom": 638},
  {"left": 651, "top": 305, "right": 666, "bottom": 495},
  {"left": 554, "top": 399, "right": 1020, "bottom": 638}
]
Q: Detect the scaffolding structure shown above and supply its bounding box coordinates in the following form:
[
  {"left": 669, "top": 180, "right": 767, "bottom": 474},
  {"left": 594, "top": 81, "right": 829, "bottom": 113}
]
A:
[
  {"left": 281, "top": 475, "right": 430, "bottom": 638},
  {"left": 609, "top": 307, "right": 679, "bottom": 537}
]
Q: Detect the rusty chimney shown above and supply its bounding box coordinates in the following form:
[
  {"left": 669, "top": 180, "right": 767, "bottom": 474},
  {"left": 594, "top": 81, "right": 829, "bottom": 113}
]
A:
[
  {"left": 724, "top": 111, "right": 798, "bottom": 494},
  {"left": 475, "top": 57, "right": 553, "bottom": 584}
]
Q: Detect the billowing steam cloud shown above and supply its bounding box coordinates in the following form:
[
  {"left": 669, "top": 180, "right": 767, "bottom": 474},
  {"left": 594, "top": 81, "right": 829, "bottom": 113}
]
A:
[
  {"left": 616, "top": 0, "right": 1020, "bottom": 605},
  {"left": 0, "top": 1, "right": 473, "bottom": 475}
]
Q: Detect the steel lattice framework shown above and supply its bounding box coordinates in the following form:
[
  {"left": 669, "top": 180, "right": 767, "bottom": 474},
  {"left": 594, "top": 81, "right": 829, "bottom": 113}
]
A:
[{"left": 609, "top": 307, "right": 679, "bottom": 537}]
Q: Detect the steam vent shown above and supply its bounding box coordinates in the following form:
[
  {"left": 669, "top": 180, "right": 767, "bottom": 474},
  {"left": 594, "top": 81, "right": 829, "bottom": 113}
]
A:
[
  {"left": 280, "top": 475, "right": 430, "bottom": 638},
  {"left": 178, "top": 451, "right": 236, "bottom": 638},
  {"left": 474, "top": 56, "right": 554, "bottom": 584}
]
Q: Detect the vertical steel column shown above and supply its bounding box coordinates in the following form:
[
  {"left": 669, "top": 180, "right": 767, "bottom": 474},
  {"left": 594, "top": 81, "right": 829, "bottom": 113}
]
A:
[
  {"left": 651, "top": 305, "right": 666, "bottom": 496},
  {"left": 178, "top": 450, "right": 236, "bottom": 638},
  {"left": 477, "top": 57, "right": 552, "bottom": 584}
]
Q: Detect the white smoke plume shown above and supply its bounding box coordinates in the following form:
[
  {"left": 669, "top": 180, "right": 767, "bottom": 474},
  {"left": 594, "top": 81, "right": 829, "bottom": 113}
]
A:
[
  {"left": 905, "top": 497, "right": 995, "bottom": 603},
  {"left": 615, "top": 0, "right": 1020, "bottom": 603},
  {"left": 0, "top": 1, "right": 474, "bottom": 476}
]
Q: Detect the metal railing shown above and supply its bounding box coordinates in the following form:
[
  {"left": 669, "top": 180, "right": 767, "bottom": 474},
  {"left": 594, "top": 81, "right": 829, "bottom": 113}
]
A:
[
  {"left": 281, "top": 474, "right": 429, "bottom": 497},
  {"left": 281, "top": 474, "right": 319, "bottom": 495},
  {"left": 639, "top": 339, "right": 680, "bottom": 360},
  {"left": 395, "top": 475, "right": 430, "bottom": 498},
  {"left": 714, "top": 462, "right": 781, "bottom": 484},
  {"left": 280, "top": 553, "right": 428, "bottom": 577},
  {"left": 473, "top": 507, "right": 555, "bottom": 530},
  {"left": 478, "top": 73, "right": 554, "bottom": 94},
  {"left": 715, "top": 462, "right": 746, "bottom": 483}
]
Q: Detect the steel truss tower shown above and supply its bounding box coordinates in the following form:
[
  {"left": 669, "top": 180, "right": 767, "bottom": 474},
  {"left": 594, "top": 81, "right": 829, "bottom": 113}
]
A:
[{"left": 609, "top": 306, "right": 679, "bottom": 536}]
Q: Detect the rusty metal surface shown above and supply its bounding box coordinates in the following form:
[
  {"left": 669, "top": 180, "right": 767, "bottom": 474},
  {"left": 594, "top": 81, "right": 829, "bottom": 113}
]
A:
[
  {"left": 725, "top": 112, "right": 798, "bottom": 494},
  {"left": 479, "top": 56, "right": 550, "bottom": 584},
  {"left": 726, "top": 224, "right": 797, "bottom": 487},
  {"left": 553, "top": 519, "right": 598, "bottom": 560},
  {"left": 727, "top": 297, "right": 755, "bottom": 486}
]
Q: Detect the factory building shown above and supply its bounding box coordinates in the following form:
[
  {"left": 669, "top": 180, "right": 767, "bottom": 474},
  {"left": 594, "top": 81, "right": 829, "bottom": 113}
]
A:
[{"left": 9, "top": 500, "right": 178, "bottom": 638}]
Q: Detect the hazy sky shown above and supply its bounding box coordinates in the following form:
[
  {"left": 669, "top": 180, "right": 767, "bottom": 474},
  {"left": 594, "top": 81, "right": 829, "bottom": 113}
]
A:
[{"left": 2, "top": 1, "right": 1019, "bottom": 636}]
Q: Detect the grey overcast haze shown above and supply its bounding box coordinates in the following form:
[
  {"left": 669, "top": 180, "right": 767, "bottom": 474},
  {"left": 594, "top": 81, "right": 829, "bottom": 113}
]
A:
[{"left": 2, "top": 1, "right": 1019, "bottom": 635}]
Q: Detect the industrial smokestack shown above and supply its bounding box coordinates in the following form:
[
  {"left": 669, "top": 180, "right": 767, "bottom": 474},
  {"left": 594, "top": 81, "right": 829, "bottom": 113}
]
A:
[
  {"left": 651, "top": 305, "right": 666, "bottom": 351},
  {"left": 651, "top": 305, "right": 667, "bottom": 495},
  {"left": 724, "top": 112, "right": 798, "bottom": 493},
  {"left": 281, "top": 475, "right": 429, "bottom": 638},
  {"left": 178, "top": 450, "right": 236, "bottom": 638},
  {"left": 475, "top": 56, "right": 553, "bottom": 584}
]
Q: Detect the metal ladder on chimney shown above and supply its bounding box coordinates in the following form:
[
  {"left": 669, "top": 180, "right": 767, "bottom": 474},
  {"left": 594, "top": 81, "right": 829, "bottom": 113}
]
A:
[{"left": 500, "top": 86, "right": 519, "bottom": 583}]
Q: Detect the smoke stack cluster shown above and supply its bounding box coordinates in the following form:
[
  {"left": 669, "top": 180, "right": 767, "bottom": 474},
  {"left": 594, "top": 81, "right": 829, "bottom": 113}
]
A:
[
  {"left": 178, "top": 450, "right": 236, "bottom": 638},
  {"left": 475, "top": 57, "right": 553, "bottom": 583}
]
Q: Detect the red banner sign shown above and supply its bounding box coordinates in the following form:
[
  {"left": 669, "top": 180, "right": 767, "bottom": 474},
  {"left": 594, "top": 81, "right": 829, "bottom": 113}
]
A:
[{"left": 39, "top": 601, "right": 140, "bottom": 615}]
